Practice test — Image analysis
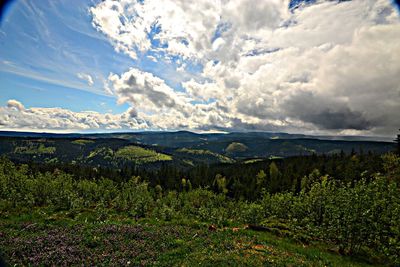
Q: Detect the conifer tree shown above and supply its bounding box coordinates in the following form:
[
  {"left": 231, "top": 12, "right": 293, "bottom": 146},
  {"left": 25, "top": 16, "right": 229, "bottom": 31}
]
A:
[
  {"left": 269, "top": 162, "right": 280, "bottom": 193},
  {"left": 395, "top": 129, "right": 400, "bottom": 155}
]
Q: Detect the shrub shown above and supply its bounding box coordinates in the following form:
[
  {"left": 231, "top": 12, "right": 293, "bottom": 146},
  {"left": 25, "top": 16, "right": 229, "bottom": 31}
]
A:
[{"left": 242, "top": 202, "right": 264, "bottom": 224}]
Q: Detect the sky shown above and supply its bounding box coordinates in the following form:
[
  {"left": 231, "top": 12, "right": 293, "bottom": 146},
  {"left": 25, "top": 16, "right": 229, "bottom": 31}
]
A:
[{"left": 0, "top": 0, "right": 399, "bottom": 137}]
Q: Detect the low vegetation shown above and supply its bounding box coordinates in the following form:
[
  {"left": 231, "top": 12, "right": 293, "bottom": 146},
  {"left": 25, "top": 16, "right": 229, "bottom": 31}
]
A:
[
  {"left": 0, "top": 153, "right": 399, "bottom": 265},
  {"left": 0, "top": 215, "right": 372, "bottom": 266}
]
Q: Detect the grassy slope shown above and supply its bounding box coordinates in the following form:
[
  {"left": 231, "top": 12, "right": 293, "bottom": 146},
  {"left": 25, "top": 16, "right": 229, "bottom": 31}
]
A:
[
  {"left": 115, "top": 145, "right": 172, "bottom": 163},
  {"left": 0, "top": 208, "right": 373, "bottom": 266}
]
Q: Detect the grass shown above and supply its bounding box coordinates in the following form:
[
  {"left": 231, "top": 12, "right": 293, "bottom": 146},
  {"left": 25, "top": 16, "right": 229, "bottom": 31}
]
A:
[
  {"left": 0, "top": 208, "right": 375, "bottom": 266},
  {"left": 115, "top": 145, "right": 172, "bottom": 163}
]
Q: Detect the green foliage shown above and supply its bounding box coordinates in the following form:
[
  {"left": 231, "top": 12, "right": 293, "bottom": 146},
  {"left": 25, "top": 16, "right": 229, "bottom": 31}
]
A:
[
  {"left": 260, "top": 164, "right": 400, "bottom": 263},
  {"left": 178, "top": 188, "right": 232, "bottom": 226},
  {"left": 115, "top": 145, "right": 172, "bottom": 163},
  {"left": 382, "top": 152, "right": 400, "bottom": 182},
  {"left": 1, "top": 153, "right": 399, "bottom": 265},
  {"left": 301, "top": 168, "right": 321, "bottom": 192},
  {"left": 268, "top": 161, "right": 281, "bottom": 192},
  {"left": 214, "top": 174, "right": 228, "bottom": 194},
  {"left": 154, "top": 184, "right": 163, "bottom": 199},
  {"left": 114, "top": 177, "right": 153, "bottom": 217},
  {"left": 256, "top": 169, "right": 266, "bottom": 187},
  {"left": 242, "top": 202, "right": 264, "bottom": 224}
]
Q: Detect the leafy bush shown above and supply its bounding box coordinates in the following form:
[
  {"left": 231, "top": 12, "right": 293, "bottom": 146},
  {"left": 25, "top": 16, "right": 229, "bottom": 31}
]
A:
[
  {"left": 242, "top": 202, "right": 264, "bottom": 224},
  {"left": 114, "top": 177, "right": 154, "bottom": 218}
]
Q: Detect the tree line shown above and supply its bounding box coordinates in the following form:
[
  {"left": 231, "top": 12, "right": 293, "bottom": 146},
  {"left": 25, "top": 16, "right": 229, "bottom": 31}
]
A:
[{"left": 21, "top": 151, "right": 384, "bottom": 200}]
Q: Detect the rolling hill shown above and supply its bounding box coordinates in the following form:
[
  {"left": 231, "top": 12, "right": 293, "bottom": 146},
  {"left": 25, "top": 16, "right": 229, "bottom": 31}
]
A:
[{"left": 0, "top": 131, "right": 394, "bottom": 169}]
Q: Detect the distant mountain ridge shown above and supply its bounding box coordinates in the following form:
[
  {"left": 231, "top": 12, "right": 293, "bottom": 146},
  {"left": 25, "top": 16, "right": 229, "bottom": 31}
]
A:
[
  {"left": 0, "top": 130, "right": 395, "bottom": 169},
  {"left": 0, "top": 130, "right": 393, "bottom": 142}
]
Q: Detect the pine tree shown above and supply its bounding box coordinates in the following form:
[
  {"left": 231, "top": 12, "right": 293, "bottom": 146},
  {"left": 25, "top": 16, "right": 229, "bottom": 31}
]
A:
[
  {"left": 214, "top": 174, "right": 228, "bottom": 194},
  {"left": 256, "top": 170, "right": 266, "bottom": 187},
  {"left": 395, "top": 129, "right": 400, "bottom": 155},
  {"left": 187, "top": 179, "right": 192, "bottom": 191},
  {"left": 269, "top": 162, "right": 280, "bottom": 193}
]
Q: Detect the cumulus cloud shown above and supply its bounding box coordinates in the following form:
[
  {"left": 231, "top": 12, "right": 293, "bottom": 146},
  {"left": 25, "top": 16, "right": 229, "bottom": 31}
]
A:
[
  {"left": 109, "top": 68, "right": 191, "bottom": 115},
  {"left": 7, "top": 99, "right": 25, "bottom": 111},
  {"left": 90, "top": 0, "right": 222, "bottom": 60},
  {"left": 0, "top": 100, "right": 148, "bottom": 131},
  {"left": 182, "top": 79, "right": 223, "bottom": 102},
  {"left": 3, "top": 0, "right": 399, "bottom": 136},
  {"left": 284, "top": 91, "right": 372, "bottom": 130}
]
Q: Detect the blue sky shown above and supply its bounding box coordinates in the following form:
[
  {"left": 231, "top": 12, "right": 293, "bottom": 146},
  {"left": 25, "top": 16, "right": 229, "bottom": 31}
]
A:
[
  {"left": 0, "top": 0, "right": 399, "bottom": 136},
  {"left": 0, "top": 0, "right": 132, "bottom": 113},
  {"left": 0, "top": 0, "right": 203, "bottom": 113}
]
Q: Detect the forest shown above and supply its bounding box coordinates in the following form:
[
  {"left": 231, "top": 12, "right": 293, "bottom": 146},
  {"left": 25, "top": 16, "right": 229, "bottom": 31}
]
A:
[{"left": 1, "top": 143, "right": 399, "bottom": 266}]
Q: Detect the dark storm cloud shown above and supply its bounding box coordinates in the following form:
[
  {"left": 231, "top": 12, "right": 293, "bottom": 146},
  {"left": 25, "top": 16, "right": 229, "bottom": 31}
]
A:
[
  {"left": 128, "top": 107, "right": 138, "bottom": 118},
  {"left": 305, "top": 108, "right": 372, "bottom": 130},
  {"left": 198, "top": 118, "right": 285, "bottom": 132},
  {"left": 285, "top": 91, "right": 372, "bottom": 130}
]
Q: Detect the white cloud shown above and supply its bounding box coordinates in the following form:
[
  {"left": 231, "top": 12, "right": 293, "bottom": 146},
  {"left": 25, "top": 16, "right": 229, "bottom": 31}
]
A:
[
  {"left": 77, "top": 73, "right": 94, "bottom": 86},
  {"left": 0, "top": 100, "right": 148, "bottom": 131},
  {"left": 7, "top": 99, "right": 25, "bottom": 111},
  {"left": 89, "top": 0, "right": 400, "bottom": 136},
  {"left": 3, "top": 0, "right": 399, "bottom": 136},
  {"left": 109, "top": 68, "right": 191, "bottom": 115},
  {"left": 182, "top": 79, "right": 224, "bottom": 102}
]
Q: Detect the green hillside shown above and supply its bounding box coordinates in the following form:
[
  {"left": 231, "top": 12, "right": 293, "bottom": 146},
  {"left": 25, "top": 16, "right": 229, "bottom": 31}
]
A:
[
  {"left": 115, "top": 145, "right": 172, "bottom": 163},
  {"left": 176, "top": 148, "right": 234, "bottom": 163}
]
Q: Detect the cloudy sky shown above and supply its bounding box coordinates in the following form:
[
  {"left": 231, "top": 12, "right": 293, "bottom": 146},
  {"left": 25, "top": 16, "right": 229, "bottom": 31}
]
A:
[{"left": 0, "top": 0, "right": 399, "bottom": 137}]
